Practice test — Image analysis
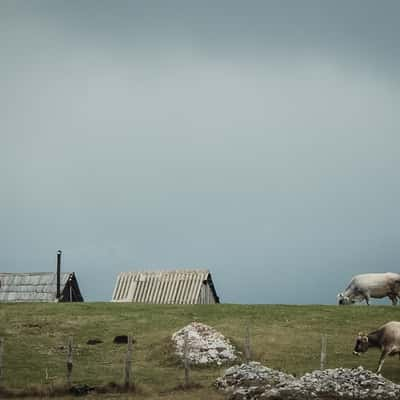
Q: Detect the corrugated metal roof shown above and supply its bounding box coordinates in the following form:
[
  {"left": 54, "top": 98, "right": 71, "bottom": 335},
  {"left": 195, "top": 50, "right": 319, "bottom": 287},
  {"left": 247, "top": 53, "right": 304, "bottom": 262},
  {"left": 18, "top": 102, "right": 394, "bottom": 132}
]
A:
[
  {"left": 0, "top": 272, "right": 72, "bottom": 302},
  {"left": 112, "top": 269, "right": 219, "bottom": 304}
]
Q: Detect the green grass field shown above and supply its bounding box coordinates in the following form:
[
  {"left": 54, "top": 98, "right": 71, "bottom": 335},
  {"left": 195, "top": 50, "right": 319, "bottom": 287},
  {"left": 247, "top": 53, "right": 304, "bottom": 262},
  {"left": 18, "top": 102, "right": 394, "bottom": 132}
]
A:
[{"left": 0, "top": 303, "right": 399, "bottom": 399}]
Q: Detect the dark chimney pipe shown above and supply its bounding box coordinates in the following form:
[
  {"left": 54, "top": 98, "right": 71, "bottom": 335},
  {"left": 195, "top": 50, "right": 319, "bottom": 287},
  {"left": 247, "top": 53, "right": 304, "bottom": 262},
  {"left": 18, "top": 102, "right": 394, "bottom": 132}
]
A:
[{"left": 56, "top": 250, "right": 62, "bottom": 299}]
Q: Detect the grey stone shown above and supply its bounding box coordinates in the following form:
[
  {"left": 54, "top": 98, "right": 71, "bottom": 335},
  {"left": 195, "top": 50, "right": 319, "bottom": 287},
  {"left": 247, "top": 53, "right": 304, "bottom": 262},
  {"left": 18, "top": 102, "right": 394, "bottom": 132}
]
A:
[{"left": 216, "top": 363, "right": 400, "bottom": 400}]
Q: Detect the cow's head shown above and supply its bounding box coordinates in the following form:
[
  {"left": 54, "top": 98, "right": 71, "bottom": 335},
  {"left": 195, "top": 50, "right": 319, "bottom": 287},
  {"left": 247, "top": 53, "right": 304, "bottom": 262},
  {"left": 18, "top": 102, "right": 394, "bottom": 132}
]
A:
[
  {"left": 353, "top": 332, "right": 369, "bottom": 355},
  {"left": 337, "top": 293, "right": 354, "bottom": 305}
]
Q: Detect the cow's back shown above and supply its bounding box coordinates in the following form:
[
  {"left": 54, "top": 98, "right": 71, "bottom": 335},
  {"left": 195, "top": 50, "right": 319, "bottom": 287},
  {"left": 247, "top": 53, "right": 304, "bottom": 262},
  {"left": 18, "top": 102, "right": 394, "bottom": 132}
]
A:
[
  {"left": 352, "top": 273, "right": 399, "bottom": 297},
  {"left": 380, "top": 321, "right": 400, "bottom": 351}
]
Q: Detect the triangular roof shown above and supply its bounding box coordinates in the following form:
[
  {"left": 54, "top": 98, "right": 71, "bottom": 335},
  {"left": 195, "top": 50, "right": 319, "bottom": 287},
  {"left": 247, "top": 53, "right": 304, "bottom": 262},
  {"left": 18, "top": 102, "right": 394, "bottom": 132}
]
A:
[
  {"left": 112, "top": 269, "right": 220, "bottom": 304},
  {"left": 0, "top": 272, "right": 83, "bottom": 302}
]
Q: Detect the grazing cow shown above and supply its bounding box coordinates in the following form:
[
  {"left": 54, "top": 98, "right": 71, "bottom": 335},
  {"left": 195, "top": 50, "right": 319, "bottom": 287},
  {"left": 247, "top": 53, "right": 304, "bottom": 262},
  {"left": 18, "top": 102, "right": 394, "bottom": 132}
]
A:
[
  {"left": 337, "top": 273, "right": 400, "bottom": 306},
  {"left": 353, "top": 321, "right": 400, "bottom": 373}
]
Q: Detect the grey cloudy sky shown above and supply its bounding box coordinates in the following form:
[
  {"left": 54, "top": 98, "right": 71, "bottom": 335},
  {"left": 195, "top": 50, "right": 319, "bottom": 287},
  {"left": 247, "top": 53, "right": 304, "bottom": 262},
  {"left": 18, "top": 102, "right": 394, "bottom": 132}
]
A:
[{"left": 1, "top": 1, "right": 399, "bottom": 303}]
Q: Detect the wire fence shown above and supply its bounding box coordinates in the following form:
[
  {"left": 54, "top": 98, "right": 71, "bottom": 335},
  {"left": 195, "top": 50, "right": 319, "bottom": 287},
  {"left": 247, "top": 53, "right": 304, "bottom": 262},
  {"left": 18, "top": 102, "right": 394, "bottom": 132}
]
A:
[
  {"left": 0, "top": 330, "right": 203, "bottom": 394},
  {"left": 0, "top": 330, "right": 331, "bottom": 389},
  {"left": 0, "top": 334, "right": 136, "bottom": 390}
]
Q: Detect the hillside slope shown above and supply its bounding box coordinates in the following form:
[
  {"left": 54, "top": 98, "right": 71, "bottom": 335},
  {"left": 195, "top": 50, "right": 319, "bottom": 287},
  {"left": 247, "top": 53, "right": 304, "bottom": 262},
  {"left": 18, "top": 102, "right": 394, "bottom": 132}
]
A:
[{"left": 0, "top": 303, "right": 399, "bottom": 399}]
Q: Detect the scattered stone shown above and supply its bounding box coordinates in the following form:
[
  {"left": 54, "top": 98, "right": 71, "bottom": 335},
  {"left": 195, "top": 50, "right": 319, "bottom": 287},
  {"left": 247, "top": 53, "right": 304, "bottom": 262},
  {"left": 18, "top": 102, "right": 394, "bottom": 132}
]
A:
[
  {"left": 216, "top": 363, "right": 400, "bottom": 400},
  {"left": 216, "top": 362, "right": 294, "bottom": 397},
  {"left": 86, "top": 339, "right": 103, "bottom": 345},
  {"left": 172, "top": 322, "right": 237, "bottom": 365}
]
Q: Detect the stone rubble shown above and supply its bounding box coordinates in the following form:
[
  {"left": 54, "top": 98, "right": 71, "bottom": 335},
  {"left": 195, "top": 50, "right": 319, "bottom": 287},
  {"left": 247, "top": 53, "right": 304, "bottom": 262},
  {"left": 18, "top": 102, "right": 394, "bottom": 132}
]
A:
[
  {"left": 216, "top": 362, "right": 295, "bottom": 399},
  {"left": 172, "top": 322, "right": 237, "bottom": 365},
  {"left": 216, "top": 362, "right": 400, "bottom": 400}
]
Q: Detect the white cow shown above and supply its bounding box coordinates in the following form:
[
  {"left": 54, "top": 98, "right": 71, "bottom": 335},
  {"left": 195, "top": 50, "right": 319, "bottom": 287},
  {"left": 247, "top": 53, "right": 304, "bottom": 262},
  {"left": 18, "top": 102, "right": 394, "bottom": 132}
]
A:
[{"left": 338, "top": 273, "right": 400, "bottom": 306}]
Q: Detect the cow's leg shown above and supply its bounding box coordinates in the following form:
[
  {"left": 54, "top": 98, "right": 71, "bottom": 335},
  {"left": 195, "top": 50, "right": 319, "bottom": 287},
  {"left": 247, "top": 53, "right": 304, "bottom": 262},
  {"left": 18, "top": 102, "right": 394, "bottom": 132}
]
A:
[
  {"left": 377, "top": 351, "right": 388, "bottom": 374},
  {"left": 363, "top": 295, "right": 370, "bottom": 306},
  {"left": 388, "top": 294, "right": 398, "bottom": 306}
]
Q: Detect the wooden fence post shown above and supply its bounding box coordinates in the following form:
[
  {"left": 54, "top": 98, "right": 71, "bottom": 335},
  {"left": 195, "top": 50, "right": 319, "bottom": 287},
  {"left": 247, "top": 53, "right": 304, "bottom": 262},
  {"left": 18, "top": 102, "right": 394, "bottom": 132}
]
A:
[
  {"left": 244, "top": 326, "right": 251, "bottom": 363},
  {"left": 124, "top": 335, "right": 133, "bottom": 389},
  {"left": 0, "top": 337, "right": 4, "bottom": 384},
  {"left": 67, "top": 337, "right": 73, "bottom": 386},
  {"left": 320, "top": 334, "right": 327, "bottom": 370},
  {"left": 183, "top": 331, "right": 190, "bottom": 388}
]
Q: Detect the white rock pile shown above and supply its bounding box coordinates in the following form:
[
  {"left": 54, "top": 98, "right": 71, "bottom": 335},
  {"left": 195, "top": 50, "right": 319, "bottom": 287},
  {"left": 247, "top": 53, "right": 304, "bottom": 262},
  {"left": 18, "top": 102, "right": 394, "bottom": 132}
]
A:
[
  {"left": 216, "top": 362, "right": 294, "bottom": 399},
  {"left": 172, "top": 322, "right": 237, "bottom": 365},
  {"left": 216, "top": 362, "right": 400, "bottom": 400}
]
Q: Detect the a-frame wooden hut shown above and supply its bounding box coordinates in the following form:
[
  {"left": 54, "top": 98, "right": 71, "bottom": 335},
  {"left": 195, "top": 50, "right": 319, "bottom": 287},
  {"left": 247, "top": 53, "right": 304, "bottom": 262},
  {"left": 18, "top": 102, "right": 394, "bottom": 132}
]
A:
[
  {"left": 112, "top": 269, "right": 220, "bottom": 304},
  {"left": 0, "top": 272, "right": 84, "bottom": 302}
]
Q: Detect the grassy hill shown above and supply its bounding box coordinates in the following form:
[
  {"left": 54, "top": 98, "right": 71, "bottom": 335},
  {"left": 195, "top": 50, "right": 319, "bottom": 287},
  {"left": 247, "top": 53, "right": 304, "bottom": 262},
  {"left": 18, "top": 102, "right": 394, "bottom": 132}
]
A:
[{"left": 0, "top": 303, "right": 399, "bottom": 399}]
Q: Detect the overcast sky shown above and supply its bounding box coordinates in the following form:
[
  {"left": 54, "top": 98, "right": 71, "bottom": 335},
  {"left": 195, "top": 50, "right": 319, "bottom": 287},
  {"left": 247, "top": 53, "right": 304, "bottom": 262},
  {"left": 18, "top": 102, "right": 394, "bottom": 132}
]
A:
[{"left": 1, "top": 1, "right": 399, "bottom": 303}]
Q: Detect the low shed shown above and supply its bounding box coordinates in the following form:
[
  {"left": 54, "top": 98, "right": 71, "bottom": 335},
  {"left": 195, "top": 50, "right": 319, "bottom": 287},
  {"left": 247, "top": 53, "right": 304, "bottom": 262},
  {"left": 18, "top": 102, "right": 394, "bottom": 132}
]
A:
[
  {"left": 0, "top": 272, "right": 84, "bottom": 302},
  {"left": 112, "top": 269, "right": 220, "bottom": 304}
]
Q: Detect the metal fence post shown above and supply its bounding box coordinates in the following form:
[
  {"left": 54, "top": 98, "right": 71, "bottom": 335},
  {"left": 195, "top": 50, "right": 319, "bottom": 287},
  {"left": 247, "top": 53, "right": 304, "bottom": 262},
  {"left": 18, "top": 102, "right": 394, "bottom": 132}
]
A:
[
  {"left": 0, "top": 337, "right": 4, "bottom": 384},
  {"left": 67, "top": 337, "right": 73, "bottom": 386},
  {"left": 183, "top": 331, "right": 190, "bottom": 387},
  {"left": 244, "top": 326, "right": 251, "bottom": 363},
  {"left": 124, "top": 335, "right": 133, "bottom": 389},
  {"left": 320, "top": 334, "right": 327, "bottom": 370}
]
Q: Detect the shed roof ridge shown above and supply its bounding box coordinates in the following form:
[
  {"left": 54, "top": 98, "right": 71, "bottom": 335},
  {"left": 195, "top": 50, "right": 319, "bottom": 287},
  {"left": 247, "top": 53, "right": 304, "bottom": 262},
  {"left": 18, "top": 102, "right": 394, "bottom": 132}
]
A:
[
  {"left": 119, "top": 268, "right": 210, "bottom": 275},
  {"left": 0, "top": 272, "right": 73, "bottom": 276}
]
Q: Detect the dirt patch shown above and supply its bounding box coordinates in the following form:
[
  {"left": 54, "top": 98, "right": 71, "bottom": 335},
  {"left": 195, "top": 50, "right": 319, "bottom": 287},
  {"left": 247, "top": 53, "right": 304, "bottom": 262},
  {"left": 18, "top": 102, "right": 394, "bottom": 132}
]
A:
[
  {"left": 0, "top": 382, "right": 136, "bottom": 398},
  {"left": 86, "top": 339, "right": 103, "bottom": 345},
  {"left": 113, "top": 335, "right": 136, "bottom": 344}
]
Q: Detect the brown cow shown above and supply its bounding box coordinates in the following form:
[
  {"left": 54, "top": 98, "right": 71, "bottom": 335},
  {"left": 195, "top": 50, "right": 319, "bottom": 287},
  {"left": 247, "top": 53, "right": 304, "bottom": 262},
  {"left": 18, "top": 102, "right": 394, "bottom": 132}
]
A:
[{"left": 353, "top": 321, "right": 400, "bottom": 373}]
